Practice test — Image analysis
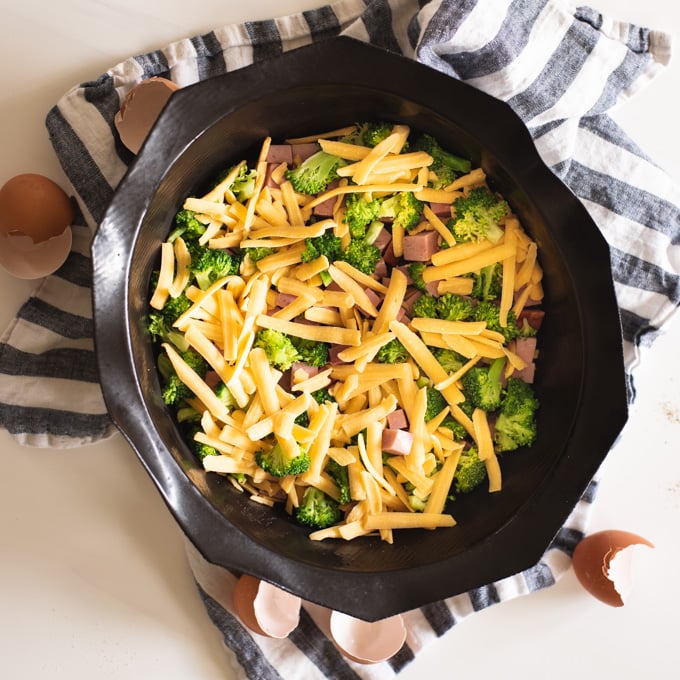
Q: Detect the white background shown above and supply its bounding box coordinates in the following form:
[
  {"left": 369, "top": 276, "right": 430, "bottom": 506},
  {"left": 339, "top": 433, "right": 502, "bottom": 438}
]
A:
[{"left": 0, "top": 1, "right": 678, "bottom": 678}]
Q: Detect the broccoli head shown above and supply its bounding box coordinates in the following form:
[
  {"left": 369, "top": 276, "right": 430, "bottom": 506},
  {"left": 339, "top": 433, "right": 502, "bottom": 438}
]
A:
[
  {"left": 343, "top": 192, "right": 382, "bottom": 239},
  {"left": 191, "top": 246, "right": 241, "bottom": 289},
  {"left": 161, "top": 373, "right": 192, "bottom": 407},
  {"left": 471, "top": 263, "right": 502, "bottom": 301},
  {"left": 452, "top": 446, "right": 487, "bottom": 495},
  {"left": 472, "top": 300, "right": 520, "bottom": 343},
  {"left": 285, "top": 149, "right": 345, "bottom": 195},
  {"left": 494, "top": 378, "right": 539, "bottom": 452},
  {"left": 295, "top": 487, "right": 342, "bottom": 529},
  {"left": 342, "top": 122, "right": 395, "bottom": 148},
  {"left": 425, "top": 386, "right": 448, "bottom": 421},
  {"left": 433, "top": 348, "right": 465, "bottom": 374},
  {"left": 311, "top": 387, "right": 335, "bottom": 405},
  {"left": 301, "top": 231, "right": 343, "bottom": 264},
  {"left": 229, "top": 164, "right": 257, "bottom": 202},
  {"left": 168, "top": 209, "right": 207, "bottom": 243},
  {"left": 449, "top": 187, "right": 508, "bottom": 244},
  {"left": 147, "top": 293, "right": 191, "bottom": 350},
  {"left": 253, "top": 328, "right": 299, "bottom": 370},
  {"left": 440, "top": 416, "right": 468, "bottom": 441},
  {"left": 408, "top": 262, "right": 428, "bottom": 292},
  {"left": 379, "top": 191, "right": 424, "bottom": 231},
  {"left": 338, "top": 238, "right": 381, "bottom": 275},
  {"left": 461, "top": 357, "right": 507, "bottom": 412},
  {"left": 436, "top": 292, "right": 474, "bottom": 321},
  {"left": 290, "top": 337, "right": 329, "bottom": 367},
  {"left": 245, "top": 246, "right": 276, "bottom": 263},
  {"left": 412, "top": 293, "right": 438, "bottom": 318},
  {"left": 376, "top": 338, "right": 410, "bottom": 364},
  {"left": 412, "top": 133, "right": 472, "bottom": 189},
  {"left": 325, "top": 459, "right": 351, "bottom": 504},
  {"left": 256, "top": 440, "right": 311, "bottom": 477},
  {"left": 215, "top": 381, "right": 238, "bottom": 409}
]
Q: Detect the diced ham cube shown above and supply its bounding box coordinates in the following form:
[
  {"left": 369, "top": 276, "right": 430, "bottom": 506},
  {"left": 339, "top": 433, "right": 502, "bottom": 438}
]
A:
[
  {"left": 382, "top": 429, "right": 414, "bottom": 456},
  {"left": 291, "top": 362, "right": 319, "bottom": 383},
  {"left": 265, "top": 163, "right": 281, "bottom": 188},
  {"left": 425, "top": 280, "right": 440, "bottom": 296},
  {"left": 266, "top": 144, "right": 293, "bottom": 165},
  {"left": 291, "top": 143, "right": 319, "bottom": 163},
  {"left": 402, "top": 230, "right": 439, "bottom": 262},
  {"left": 514, "top": 336, "right": 537, "bottom": 365},
  {"left": 429, "top": 202, "right": 452, "bottom": 218},
  {"left": 329, "top": 344, "right": 350, "bottom": 364},
  {"left": 373, "top": 229, "right": 392, "bottom": 253},
  {"left": 513, "top": 362, "right": 536, "bottom": 383},
  {"left": 363, "top": 287, "right": 383, "bottom": 309},
  {"left": 313, "top": 196, "right": 336, "bottom": 216},
  {"left": 205, "top": 370, "right": 220, "bottom": 389},
  {"left": 374, "top": 259, "right": 388, "bottom": 279},
  {"left": 383, "top": 241, "right": 399, "bottom": 266},
  {"left": 276, "top": 292, "right": 297, "bottom": 308},
  {"left": 517, "top": 308, "right": 545, "bottom": 330},
  {"left": 387, "top": 409, "right": 409, "bottom": 430}
]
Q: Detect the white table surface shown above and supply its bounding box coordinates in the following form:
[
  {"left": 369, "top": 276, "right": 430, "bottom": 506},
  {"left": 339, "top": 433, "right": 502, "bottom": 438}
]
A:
[{"left": 1, "top": 1, "right": 679, "bottom": 678}]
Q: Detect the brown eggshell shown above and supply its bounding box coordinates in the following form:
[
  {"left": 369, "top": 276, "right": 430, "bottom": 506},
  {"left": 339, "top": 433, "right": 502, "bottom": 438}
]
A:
[
  {"left": 0, "top": 227, "right": 72, "bottom": 279},
  {"left": 232, "top": 574, "right": 301, "bottom": 638},
  {"left": 572, "top": 529, "right": 654, "bottom": 607},
  {"left": 0, "top": 173, "right": 73, "bottom": 242},
  {"left": 115, "top": 77, "right": 180, "bottom": 154},
  {"left": 329, "top": 611, "right": 406, "bottom": 664}
]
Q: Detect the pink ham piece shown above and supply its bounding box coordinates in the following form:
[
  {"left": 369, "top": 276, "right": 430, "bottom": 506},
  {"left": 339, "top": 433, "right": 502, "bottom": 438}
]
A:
[
  {"left": 402, "top": 230, "right": 439, "bottom": 262},
  {"left": 313, "top": 179, "right": 340, "bottom": 217},
  {"left": 512, "top": 336, "right": 537, "bottom": 383},
  {"left": 517, "top": 308, "right": 545, "bottom": 330},
  {"left": 363, "top": 287, "right": 383, "bottom": 309},
  {"left": 373, "top": 228, "right": 392, "bottom": 253},
  {"left": 291, "top": 143, "right": 319, "bottom": 163},
  {"left": 382, "top": 429, "right": 414, "bottom": 456},
  {"left": 387, "top": 409, "right": 409, "bottom": 430},
  {"left": 429, "top": 202, "right": 452, "bottom": 218},
  {"left": 291, "top": 362, "right": 320, "bottom": 381},
  {"left": 329, "top": 344, "right": 350, "bottom": 365},
  {"left": 266, "top": 145, "right": 293, "bottom": 165},
  {"left": 374, "top": 258, "right": 388, "bottom": 279}
]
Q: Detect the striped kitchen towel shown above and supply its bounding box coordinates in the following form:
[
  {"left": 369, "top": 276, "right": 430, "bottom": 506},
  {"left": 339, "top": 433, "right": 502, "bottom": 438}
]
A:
[{"left": 0, "top": 1, "right": 678, "bottom": 677}]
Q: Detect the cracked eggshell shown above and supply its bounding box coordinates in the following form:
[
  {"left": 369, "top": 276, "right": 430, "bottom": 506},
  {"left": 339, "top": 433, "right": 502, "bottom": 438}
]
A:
[
  {"left": 0, "top": 173, "right": 74, "bottom": 278},
  {"left": 572, "top": 529, "right": 654, "bottom": 607},
  {"left": 329, "top": 611, "right": 406, "bottom": 664},
  {"left": 232, "top": 574, "right": 302, "bottom": 638},
  {"left": 115, "top": 77, "right": 179, "bottom": 154}
]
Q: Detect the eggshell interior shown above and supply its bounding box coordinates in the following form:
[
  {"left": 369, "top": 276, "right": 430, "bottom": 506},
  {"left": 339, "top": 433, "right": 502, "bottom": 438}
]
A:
[
  {"left": 115, "top": 77, "right": 180, "bottom": 154},
  {"left": 232, "top": 574, "right": 267, "bottom": 636},
  {"left": 329, "top": 611, "right": 406, "bottom": 664},
  {"left": 572, "top": 529, "right": 654, "bottom": 607},
  {"left": 0, "top": 226, "right": 73, "bottom": 279},
  {"left": 252, "top": 580, "right": 302, "bottom": 638}
]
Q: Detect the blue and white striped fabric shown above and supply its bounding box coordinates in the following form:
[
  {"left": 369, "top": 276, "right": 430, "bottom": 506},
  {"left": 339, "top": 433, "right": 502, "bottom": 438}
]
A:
[{"left": 0, "top": 1, "right": 678, "bottom": 676}]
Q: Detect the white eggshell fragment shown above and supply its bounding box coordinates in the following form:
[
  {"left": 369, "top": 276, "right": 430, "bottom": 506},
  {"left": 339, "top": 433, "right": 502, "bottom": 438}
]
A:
[
  {"left": 114, "top": 77, "right": 179, "bottom": 154},
  {"left": 232, "top": 574, "right": 301, "bottom": 638},
  {"left": 329, "top": 610, "right": 406, "bottom": 664},
  {"left": 572, "top": 529, "right": 654, "bottom": 607},
  {"left": 0, "top": 226, "right": 72, "bottom": 279}
]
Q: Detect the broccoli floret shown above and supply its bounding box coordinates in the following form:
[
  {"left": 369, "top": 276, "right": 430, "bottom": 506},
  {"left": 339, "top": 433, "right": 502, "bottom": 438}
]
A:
[
  {"left": 376, "top": 338, "right": 410, "bottom": 364},
  {"left": 191, "top": 246, "right": 241, "bottom": 289},
  {"left": 160, "top": 349, "right": 206, "bottom": 406},
  {"left": 215, "top": 381, "right": 238, "bottom": 409},
  {"left": 449, "top": 187, "right": 508, "bottom": 244},
  {"left": 342, "top": 122, "right": 396, "bottom": 148},
  {"left": 301, "top": 231, "right": 343, "bottom": 264},
  {"left": 285, "top": 149, "right": 345, "bottom": 195},
  {"left": 339, "top": 238, "right": 381, "bottom": 275},
  {"left": 253, "top": 328, "right": 299, "bottom": 370},
  {"left": 343, "top": 192, "right": 382, "bottom": 239},
  {"left": 461, "top": 357, "right": 507, "bottom": 412},
  {"left": 452, "top": 446, "right": 487, "bottom": 495},
  {"left": 408, "top": 262, "right": 428, "bottom": 292},
  {"left": 182, "top": 423, "right": 220, "bottom": 460},
  {"left": 494, "top": 378, "right": 539, "bottom": 452},
  {"left": 167, "top": 209, "right": 207, "bottom": 243},
  {"left": 471, "top": 263, "right": 502, "bottom": 301},
  {"left": 425, "top": 387, "right": 447, "bottom": 422},
  {"left": 440, "top": 416, "right": 468, "bottom": 441},
  {"left": 229, "top": 164, "right": 257, "bottom": 202},
  {"left": 290, "top": 337, "right": 329, "bottom": 367},
  {"left": 295, "top": 487, "right": 342, "bottom": 528},
  {"left": 412, "top": 294, "right": 438, "bottom": 318},
  {"left": 436, "top": 292, "right": 474, "bottom": 321},
  {"left": 256, "top": 440, "right": 311, "bottom": 478},
  {"left": 245, "top": 246, "right": 276, "bottom": 263},
  {"left": 379, "top": 191, "right": 424, "bottom": 231},
  {"left": 472, "top": 300, "right": 520, "bottom": 343},
  {"left": 326, "top": 459, "right": 351, "bottom": 504},
  {"left": 412, "top": 133, "right": 471, "bottom": 189},
  {"left": 311, "top": 387, "right": 335, "bottom": 405},
  {"left": 433, "top": 348, "right": 465, "bottom": 374},
  {"left": 408, "top": 494, "right": 428, "bottom": 511},
  {"left": 147, "top": 292, "right": 192, "bottom": 350}
]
